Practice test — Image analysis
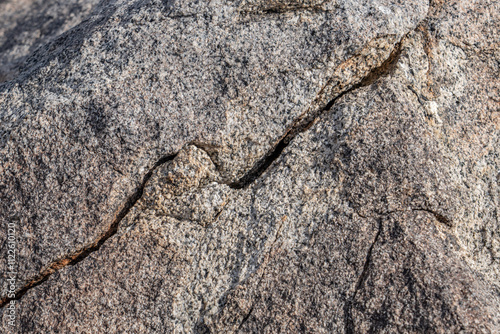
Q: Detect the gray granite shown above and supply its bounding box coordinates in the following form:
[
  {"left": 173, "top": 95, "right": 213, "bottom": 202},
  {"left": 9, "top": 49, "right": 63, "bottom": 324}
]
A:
[
  {"left": 0, "top": 0, "right": 427, "bottom": 296},
  {"left": 0, "top": 0, "right": 102, "bottom": 82},
  {"left": 0, "top": 0, "right": 499, "bottom": 332}
]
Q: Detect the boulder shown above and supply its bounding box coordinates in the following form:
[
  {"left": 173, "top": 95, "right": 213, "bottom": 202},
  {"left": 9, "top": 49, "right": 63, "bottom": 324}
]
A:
[{"left": 0, "top": 0, "right": 498, "bottom": 332}]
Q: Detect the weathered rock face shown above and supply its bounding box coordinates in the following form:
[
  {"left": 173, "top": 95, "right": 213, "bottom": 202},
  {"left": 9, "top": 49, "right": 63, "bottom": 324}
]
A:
[
  {"left": 0, "top": 0, "right": 498, "bottom": 333},
  {"left": 0, "top": 0, "right": 102, "bottom": 82}
]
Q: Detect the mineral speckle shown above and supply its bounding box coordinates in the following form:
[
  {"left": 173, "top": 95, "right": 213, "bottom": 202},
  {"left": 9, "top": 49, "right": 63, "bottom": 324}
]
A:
[{"left": 0, "top": 0, "right": 498, "bottom": 332}]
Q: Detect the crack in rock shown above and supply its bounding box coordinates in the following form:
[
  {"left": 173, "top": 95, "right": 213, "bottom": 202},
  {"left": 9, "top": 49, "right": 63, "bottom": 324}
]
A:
[
  {"left": 344, "top": 218, "right": 383, "bottom": 334},
  {"left": 412, "top": 207, "right": 453, "bottom": 227},
  {"left": 342, "top": 206, "right": 452, "bottom": 333},
  {"left": 230, "top": 35, "right": 405, "bottom": 189},
  {"left": 0, "top": 154, "right": 177, "bottom": 308},
  {"left": 0, "top": 33, "right": 406, "bottom": 309}
]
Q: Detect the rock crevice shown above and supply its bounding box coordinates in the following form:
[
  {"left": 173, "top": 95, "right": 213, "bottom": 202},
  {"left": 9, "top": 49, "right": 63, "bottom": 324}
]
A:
[{"left": 0, "top": 0, "right": 498, "bottom": 332}]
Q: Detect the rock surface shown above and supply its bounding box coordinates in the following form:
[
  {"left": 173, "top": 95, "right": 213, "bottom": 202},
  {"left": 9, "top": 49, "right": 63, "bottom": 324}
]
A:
[
  {"left": 0, "top": 0, "right": 102, "bottom": 82},
  {"left": 0, "top": 0, "right": 499, "bottom": 333}
]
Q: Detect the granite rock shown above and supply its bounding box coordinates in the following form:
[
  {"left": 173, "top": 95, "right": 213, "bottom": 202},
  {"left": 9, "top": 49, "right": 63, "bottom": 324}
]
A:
[
  {"left": 0, "top": 0, "right": 427, "bottom": 293},
  {"left": 0, "top": 0, "right": 499, "bottom": 332},
  {"left": 0, "top": 0, "right": 102, "bottom": 82}
]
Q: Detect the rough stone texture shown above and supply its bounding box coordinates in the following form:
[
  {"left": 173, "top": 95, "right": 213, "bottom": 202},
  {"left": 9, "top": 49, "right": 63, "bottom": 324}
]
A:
[
  {"left": 0, "top": 0, "right": 102, "bottom": 82},
  {"left": 415, "top": 0, "right": 500, "bottom": 289},
  {"left": 0, "top": 0, "right": 427, "bottom": 293},
  {"left": 0, "top": 0, "right": 499, "bottom": 333}
]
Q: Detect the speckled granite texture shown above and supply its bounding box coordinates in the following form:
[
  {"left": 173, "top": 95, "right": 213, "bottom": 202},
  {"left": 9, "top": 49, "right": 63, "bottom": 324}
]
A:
[{"left": 0, "top": 0, "right": 498, "bottom": 332}]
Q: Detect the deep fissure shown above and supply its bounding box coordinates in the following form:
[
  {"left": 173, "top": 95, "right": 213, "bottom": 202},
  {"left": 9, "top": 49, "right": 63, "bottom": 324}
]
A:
[
  {"left": 230, "top": 36, "right": 404, "bottom": 189},
  {"left": 0, "top": 154, "right": 177, "bottom": 308},
  {"left": 0, "top": 36, "right": 404, "bottom": 309}
]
